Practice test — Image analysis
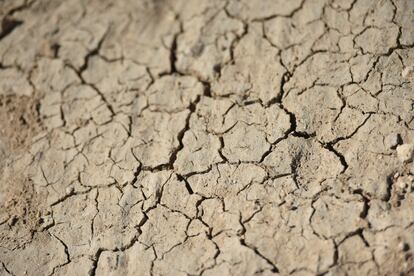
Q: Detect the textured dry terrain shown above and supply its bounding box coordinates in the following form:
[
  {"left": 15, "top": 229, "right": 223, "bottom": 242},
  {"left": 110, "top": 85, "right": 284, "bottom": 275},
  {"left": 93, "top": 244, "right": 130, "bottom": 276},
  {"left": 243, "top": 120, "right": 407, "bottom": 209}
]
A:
[{"left": 0, "top": 0, "right": 414, "bottom": 275}]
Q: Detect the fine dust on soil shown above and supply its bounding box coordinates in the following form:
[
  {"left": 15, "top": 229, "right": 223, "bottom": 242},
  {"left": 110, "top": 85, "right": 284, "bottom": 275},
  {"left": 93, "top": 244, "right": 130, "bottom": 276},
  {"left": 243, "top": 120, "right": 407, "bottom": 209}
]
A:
[
  {"left": 0, "top": 0, "right": 414, "bottom": 275},
  {"left": 0, "top": 94, "right": 42, "bottom": 155},
  {"left": 0, "top": 85, "right": 46, "bottom": 264}
]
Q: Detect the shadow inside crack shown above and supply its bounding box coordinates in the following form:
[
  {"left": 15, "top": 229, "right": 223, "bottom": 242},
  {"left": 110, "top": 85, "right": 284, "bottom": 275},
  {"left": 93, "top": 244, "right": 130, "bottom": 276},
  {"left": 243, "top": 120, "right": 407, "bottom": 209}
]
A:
[{"left": 0, "top": 17, "right": 23, "bottom": 40}]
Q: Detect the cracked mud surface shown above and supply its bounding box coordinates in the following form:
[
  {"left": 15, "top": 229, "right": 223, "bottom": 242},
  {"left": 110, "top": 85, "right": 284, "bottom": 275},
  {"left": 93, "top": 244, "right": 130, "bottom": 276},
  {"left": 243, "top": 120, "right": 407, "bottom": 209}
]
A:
[{"left": 1, "top": 0, "right": 414, "bottom": 275}]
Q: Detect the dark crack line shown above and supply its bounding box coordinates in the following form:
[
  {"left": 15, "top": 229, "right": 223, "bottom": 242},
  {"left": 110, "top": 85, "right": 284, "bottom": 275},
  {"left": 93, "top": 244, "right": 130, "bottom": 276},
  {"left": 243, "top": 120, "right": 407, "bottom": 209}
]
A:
[
  {"left": 167, "top": 15, "right": 183, "bottom": 75},
  {"left": 169, "top": 95, "right": 201, "bottom": 170},
  {"left": 239, "top": 239, "right": 279, "bottom": 273},
  {"left": 1, "top": 262, "right": 15, "bottom": 276},
  {"left": 49, "top": 233, "right": 71, "bottom": 276},
  {"left": 322, "top": 143, "right": 348, "bottom": 173},
  {"left": 0, "top": 17, "right": 23, "bottom": 41}
]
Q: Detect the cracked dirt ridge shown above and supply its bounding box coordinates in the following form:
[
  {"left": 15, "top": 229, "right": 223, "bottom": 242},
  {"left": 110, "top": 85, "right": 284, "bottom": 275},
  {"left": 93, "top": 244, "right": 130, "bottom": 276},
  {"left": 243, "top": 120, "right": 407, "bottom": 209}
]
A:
[{"left": 0, "top": 0, "right": 414, "bottom": 275}]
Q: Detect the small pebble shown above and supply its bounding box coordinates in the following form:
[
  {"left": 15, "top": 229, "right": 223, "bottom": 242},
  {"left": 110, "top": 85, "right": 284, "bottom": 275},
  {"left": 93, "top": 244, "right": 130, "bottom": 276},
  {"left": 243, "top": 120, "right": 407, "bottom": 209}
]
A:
[
  {"left": 385, "top": 133, "right": 401, "bottom": 149},
  {"left": 66, "top": 186, "right": 74, "bottom": 195},
  {"left": 402, "top": 65, "right": 414, "bottom": 79},
  {"left": 398, "top": 242, "right": 410, "bottom": 252},
  {"left": 396, "top": 179, "right": 408, "bottom": 190},
  {"left": 397, "top": 144, "right": 414, "bottom": 163}
]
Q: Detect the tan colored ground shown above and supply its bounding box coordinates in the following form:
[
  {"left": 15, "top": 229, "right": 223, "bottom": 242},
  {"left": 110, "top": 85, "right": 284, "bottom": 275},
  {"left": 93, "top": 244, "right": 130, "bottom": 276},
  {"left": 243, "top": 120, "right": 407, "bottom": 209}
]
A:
[{"left": 1, "top": 0, "right": 414, "bottom": 275}]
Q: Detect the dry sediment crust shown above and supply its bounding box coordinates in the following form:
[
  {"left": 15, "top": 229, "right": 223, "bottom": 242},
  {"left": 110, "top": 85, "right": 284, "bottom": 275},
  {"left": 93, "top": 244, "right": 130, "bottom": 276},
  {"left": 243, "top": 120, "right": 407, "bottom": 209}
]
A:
[{"left": 0, "top": 0, "right": 414, "bottom": 275}]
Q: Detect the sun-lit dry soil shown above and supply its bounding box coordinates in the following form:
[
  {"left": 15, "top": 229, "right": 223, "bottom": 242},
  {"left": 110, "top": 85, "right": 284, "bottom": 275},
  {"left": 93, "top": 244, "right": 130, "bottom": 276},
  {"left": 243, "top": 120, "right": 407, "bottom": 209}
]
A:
[{"left": 1, "top": 0, "right": 414, "bottom": 275}]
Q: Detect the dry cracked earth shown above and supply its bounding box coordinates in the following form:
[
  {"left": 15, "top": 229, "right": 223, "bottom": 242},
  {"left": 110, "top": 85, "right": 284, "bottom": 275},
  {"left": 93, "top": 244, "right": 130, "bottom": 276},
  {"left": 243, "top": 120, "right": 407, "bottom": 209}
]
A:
[{"left": 0, "top": 0, "right": 414, "bottom": 275}]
